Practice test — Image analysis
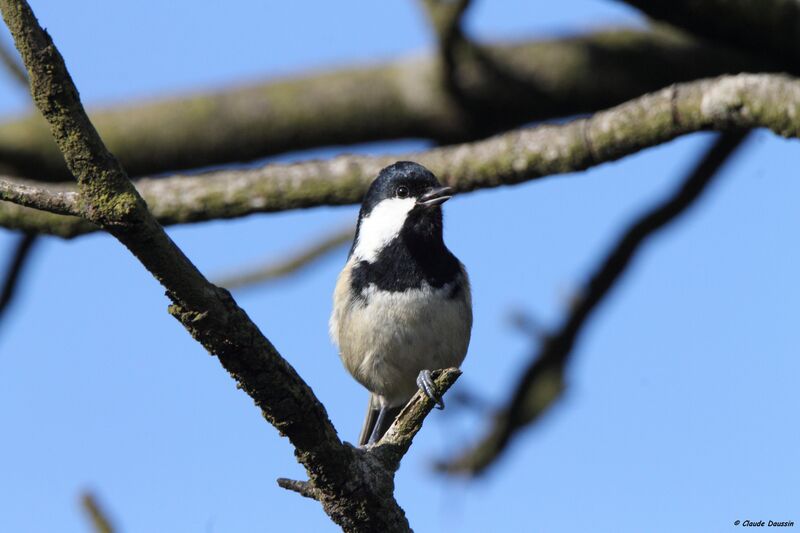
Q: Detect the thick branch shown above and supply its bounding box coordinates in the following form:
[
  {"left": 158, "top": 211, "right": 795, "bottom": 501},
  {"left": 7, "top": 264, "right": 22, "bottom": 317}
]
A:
[
  {"left": 0, "top": 0, "right": 348, "bottom": 524},
  {"left": 1, "top": 0, "right": 342, "bottom": 462},
  {"left": 0, "top": 2, "right": 443, "bottom": 531},
  {"left": 0, "top": 27, "right": 771, "bottom": 181},
  {"left": 1, "top": 73, "right": 797, "bottom": 237},
  {"left": 442, "top": 131, "right": 749, "bottom": 475},
  {"left": 619, "top": 0, "right": 800, "bottom": 70}
]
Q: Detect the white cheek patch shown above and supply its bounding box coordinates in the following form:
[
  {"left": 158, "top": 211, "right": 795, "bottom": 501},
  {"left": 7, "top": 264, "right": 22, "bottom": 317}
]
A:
[{"left": 353, "top": 197, "right": 416, "bottom": 262}]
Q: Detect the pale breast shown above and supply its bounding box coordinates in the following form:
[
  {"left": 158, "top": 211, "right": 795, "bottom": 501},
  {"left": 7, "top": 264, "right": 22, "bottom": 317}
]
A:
[{"left": 333, "top": 271, "right": 472, "bottom": 406}]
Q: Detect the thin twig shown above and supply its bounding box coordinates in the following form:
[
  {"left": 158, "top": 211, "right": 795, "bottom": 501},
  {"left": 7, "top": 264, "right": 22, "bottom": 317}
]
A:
[
  {"left": 0, "top": 230, "right": 36, "bottom": 322},
  {"left": 442, "top": 130, "right": 750, "bottom": 475},
  {"left": 373, "top": 368, "right": 461, "bottom": 471},
  {"left": 216, "top": 225, "right": 354, "bottom": 290},
  {"left": 80, "top": 492, "right": 115, "bottom": 533},
  {"left": 276, "top": 478, "right": 322, "bottom": 501},
  {"left": 0, "top": 177, "right": 79, "bottom": 215},
  {"left": 0, "top": 36, "right": 26, "bottom": 87}
]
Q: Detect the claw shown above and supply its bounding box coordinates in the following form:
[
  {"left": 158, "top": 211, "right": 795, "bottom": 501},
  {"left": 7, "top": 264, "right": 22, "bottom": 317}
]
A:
[{"left": 417, "top": 369, "right": 445, "bottom": 409}]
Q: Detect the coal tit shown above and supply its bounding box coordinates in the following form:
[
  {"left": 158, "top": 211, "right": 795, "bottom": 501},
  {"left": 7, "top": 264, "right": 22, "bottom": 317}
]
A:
[{"left": 330, "top": 161, "right": 472, "bottom": 446}]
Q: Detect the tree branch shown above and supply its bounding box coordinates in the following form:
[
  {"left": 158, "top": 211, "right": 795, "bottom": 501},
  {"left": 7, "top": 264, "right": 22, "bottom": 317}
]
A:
[
  {"left": 279, "top": 369, "right": 462, "bottom": 495},
  {"left": 373, "top": 368, "right": 462, "bottom": 471},
  {"left": 618, "top": 0, "right": 800, "bottom": 71},
  {"left": 0, "top": 26, "right": 771, "bottom": 182},
  {"left": 2, "top": 0, "right": 344, "bottom": 479},
  {"left": 0, "top": 2, "right": 448, "bottom": 530},
  {"left": 0, "top": 73, "right": 797, "bottom": 237},
  {"left": 441, "top": 130, "right": 750, "bottom": 475},
  {"left": 419, "top": 0, "right": 472, "bottom": 91},
  {"left": 420, "top": 0, "right": 471, "bottom": 51},
  {"left": 0, "top": 177, "right": 78, "bottom": 215}
]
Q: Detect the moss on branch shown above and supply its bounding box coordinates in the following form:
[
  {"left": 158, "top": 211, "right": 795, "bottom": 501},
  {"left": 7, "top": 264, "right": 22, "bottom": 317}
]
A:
[
  {"left": 0, "top": 26, "right": 771, "bottom": 182},
  {"left": 2, "top": 73, "right": 798, "bottom": 238}
]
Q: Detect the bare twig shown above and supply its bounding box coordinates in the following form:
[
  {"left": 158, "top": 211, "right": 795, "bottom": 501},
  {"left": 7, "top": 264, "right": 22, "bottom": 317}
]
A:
[
  {"left": 276, "top": 478, "right": 321, "bottom": 501},
  {"left": 0, "top": 27, "right": 770, "bottom": 182},
  {"left": 80, "top": 492, "right": 115, "bottom": 533},
  {"left": 442, "top": 130, "right": 750, "bottom": 475},
  {"left": 0, "top": 177, "right": 78, "bottom": 215},
  {"left": 374, "top": 368, "right": 462, "bottom": 471},
  {"left": 0, "top": 73, "right": 796, "bottom": 238},
  {"left": 0, "top": 230, "right": 36, "bottom": 323},
  {"left": 216, "top": 225, "right": 354, "bottom": 290}
]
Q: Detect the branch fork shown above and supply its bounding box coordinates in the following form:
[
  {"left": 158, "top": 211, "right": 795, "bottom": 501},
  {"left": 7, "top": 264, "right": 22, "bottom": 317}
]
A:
[{"left": 277, "top": 368, "right": 462, "bottom": 499}]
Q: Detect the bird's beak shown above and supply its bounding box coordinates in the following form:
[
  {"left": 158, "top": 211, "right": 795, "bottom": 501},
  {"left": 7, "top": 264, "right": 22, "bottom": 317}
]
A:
[{"left": 417, "top": 186, "right": 453, "bottom": 208}]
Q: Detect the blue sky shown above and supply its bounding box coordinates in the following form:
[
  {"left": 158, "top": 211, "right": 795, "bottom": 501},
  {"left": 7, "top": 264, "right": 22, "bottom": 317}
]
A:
[{"left": 0, "top": 1, "right": 798, "bottom": 532}]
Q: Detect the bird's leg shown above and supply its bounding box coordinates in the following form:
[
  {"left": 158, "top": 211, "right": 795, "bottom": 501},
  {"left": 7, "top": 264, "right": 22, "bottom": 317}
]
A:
[
  {"left": 367, "top": 406, "right": 389, "bottom": 445},
  {"left": 417, "top": 369, "right": 445, "bottom": 409}
]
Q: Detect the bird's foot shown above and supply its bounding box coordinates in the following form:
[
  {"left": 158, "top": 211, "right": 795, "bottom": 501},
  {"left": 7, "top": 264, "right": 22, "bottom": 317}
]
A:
[{"left": 417, "top": 369, "right": 445, "bottom": 409}]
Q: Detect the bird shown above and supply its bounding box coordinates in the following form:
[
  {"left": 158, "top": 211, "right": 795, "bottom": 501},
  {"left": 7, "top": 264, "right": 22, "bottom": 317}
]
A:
[{"left": 330, "top": 161, "right": 472, "bottom": 446}]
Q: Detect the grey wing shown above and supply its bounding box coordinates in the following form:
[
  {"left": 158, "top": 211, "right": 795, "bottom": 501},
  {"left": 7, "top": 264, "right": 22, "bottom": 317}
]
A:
[{"left": 330, "top": 260, "right": 354, "bottom": 347}]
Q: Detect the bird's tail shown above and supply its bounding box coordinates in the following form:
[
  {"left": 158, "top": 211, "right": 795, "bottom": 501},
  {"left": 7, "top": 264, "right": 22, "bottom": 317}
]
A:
[{"left": 358, "top": 394, "right": 402, "bottom": 446}]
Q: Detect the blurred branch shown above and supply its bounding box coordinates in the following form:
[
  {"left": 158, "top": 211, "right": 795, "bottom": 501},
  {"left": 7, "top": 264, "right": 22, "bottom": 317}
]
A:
[
  {"left": 216, "top": 225, "right": 353, "bottom": 290},
  {"left": 0, "top": 230, "right": 36, "bottom": 322},
  {"left": 618, "top": 0, "right": 800, "bottom": 72},
  {"left": 0, "top": 2, "right": 445, "bottom": 530},
  {"left": 1, "top": 73, "right": 797, "bottom": 237},
  {"left": 80, "top": 492, "right": 115, "bottom": 533},
  {"left": 0, "top": 37, "right": 26, "bottom": 87},
  {"left": 0, "top": 26, "right": 772, "bottom": 182},
  {"left": 420, "top": 0, "right": 471, "bottom": 50},
  {"left": 419, "top": 0, "right": 472, "bottom": 89},
  {"left": 507, "top": 309, "right": 547, "bottom": 343},
  {"left": 442, "top": 130, "right": 750, "bottom": 475}
]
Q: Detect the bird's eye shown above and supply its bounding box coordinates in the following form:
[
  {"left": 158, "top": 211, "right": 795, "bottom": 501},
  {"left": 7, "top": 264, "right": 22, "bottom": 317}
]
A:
[{"left": 396, "top": 186, "right": 410, "bottom": 198}]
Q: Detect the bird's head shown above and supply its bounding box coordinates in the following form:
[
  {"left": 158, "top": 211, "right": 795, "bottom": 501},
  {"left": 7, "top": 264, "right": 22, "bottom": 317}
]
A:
[{"left": 350, "top": 161, "right": 453, "bottom": 262}]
